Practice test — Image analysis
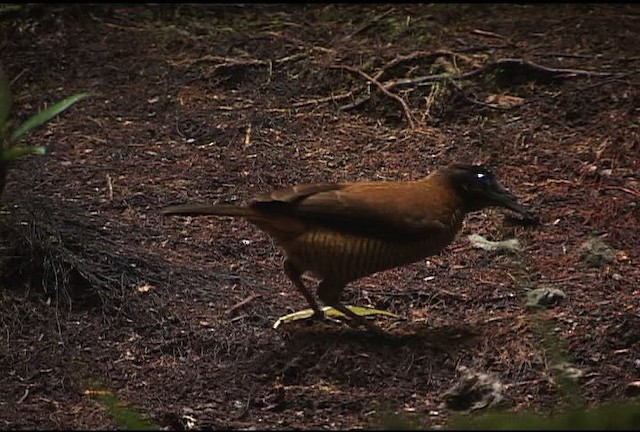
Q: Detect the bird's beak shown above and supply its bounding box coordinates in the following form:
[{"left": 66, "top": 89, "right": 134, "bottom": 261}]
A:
[{"left": 490, "top": 184, "right": 533, "bottom": 218}]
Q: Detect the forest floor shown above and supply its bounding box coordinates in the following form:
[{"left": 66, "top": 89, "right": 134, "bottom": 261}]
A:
[{"left": 1, "top": 4, "right": 639, "bottom": 430}]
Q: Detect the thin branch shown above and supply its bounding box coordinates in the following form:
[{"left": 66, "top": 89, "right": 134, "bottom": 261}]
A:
[
  {"left": 385, "top": 57, "right": 624, "bottom": 93},
  {"left": 471, "top": 28, "right": 509, "bottom": 41},
  {"left": 450, "top": 82, "right": 514, "bottom": 111},
  {"left": 342, "top": 7, "right": 396, "bottom": 40},
  {"left": 455, "top": 44, "right": 515, "bottom": 53},
  {"left": 330, "top": 64, "right": 416, "bottom": 129},
  {"left": 227, "top": 293, "right": 262, "bottom": 316},
  {"left": 535, "top": 52, "right": 603, "bottom": 60},
  {"left": 293, "top": 90, "right": 357, "bottom": 108},
  {"left": 485, "top": 58, "right": 623, "bottom": 78},
  {"left": 601, "top": 186, "right": 640, "bottom": 199},
  {"left": 169, "top": 52, "right": 308, "bottom": 69},
  {"left": 383, "top": 73, "right": 452, "bottom": 89},
  {"left": 373, "top": 50, "right": 456, "bottom": 81},
  {"left": 308, "top": 56, "right": 623, "bottom": 118},
  {"left": 339, "top": 95, "right": 372, "bottom": 111},
  {"left": 334, "top": 50, "right": 455, "bottom": 110}
]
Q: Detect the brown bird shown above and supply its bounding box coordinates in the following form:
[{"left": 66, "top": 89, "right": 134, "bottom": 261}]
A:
[{"left": 162, "top": 163, "right": 535, "bottom": 334}]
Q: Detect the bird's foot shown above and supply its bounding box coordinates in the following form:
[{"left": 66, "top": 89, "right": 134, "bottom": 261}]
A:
[
  {"left": 272, "top": 305, "right": 398, "bottom": 330},
  {"left": 328, "top": 305, "right": 395, "bottom": 338},
  {"left": 310, "top": 309, "right": 345, "bottom": 325},
  {"left": 272, "top": 306, "right": 351, "bottom": 329}
]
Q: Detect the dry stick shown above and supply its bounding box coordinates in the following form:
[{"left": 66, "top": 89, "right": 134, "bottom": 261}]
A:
[
  {"left": 310, "top": 61, "right": 380, "bottom": 109},
  {"left": 455, "top": 44, "right": 514, "bottom": 53},
  {"left": 539, "top": 53, "right": 640, "bottom": 62},
  {"left": 292, "top": 90, "right": 357, "bottom": 108},
  {"left": 389, "top": 58, "right": 623, "bottom": 90},
  {"left": 261, "top": 31, "right": 336, "bottom": 55},
  {"left": 336, "top": 51, "right": 455, "bottom": 111},
  {"left": 340, "top": 72, "right": 455, "bottom": 111},
  {"left": 169, "top": 55, "right": 263, "bottom": 67},
  {"left": 372, "top": 50, "right": 456, "bottom": 81},
  {"left": 602, "top": 186, "right": 640, "bottom": 199},
  {"left": 227, "top": 293, "right": 262, "bottom": 316},
  {"left": 349, "top": 57, "right": 624, "bottom": 111},
  {"left": 170, "top": 52, "right": 308, "bottom": 69},
  {"left": 105, "top": 174, "right": 114, "bottom": 201},
  {"left": 273, "top": 52, "right": 309, "bottom": 65},
  {"left": 471, "top": 28, "right": 509, "bottom": 40},
  {"left": 343, "top": 7, "right": 396, "bottom": 40},
  {"left": 391, "top": 57, "right": 623, "bottom": 89},
  {"left": 449, "top": 80, "right": 512, "bottom": 111},
  {"left": 384, "top": 73, "right": 451, "bottom": 89},
  {"left": 305, "top": 50, "right": 457, "bottom": 110},
  {"left": 339, "top": 95, "right": 373, "bottom": 111},
  {"left": 305, "top": 55, "right": 621, "bottom": 113},
  {"left": 330, "top": 64, "right": 416, "bottom": 129},
  {"left": 243, "top": 123, "right": 252, "bottom": 148},
  {"left": 536, "top": 52, "right": 602, "bottom": 60},
  {"left": 476, "top": 58, "right": 623, "bottom": 78},
  {"left": 577, "top": 75, "right": 634, "bottom": 92}
]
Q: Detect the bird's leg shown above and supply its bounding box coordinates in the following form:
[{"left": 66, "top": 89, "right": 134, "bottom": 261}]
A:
[
  {"left": 283, "top": 259, "right": 326, "bottom": 321},
  {"left": 317, "top": 280, "right": 388, "bottom": 336}
]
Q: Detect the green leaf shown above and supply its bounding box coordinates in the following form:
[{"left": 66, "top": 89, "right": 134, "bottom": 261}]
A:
[
  {"left": 1, "top": 145, "right": 47, "bottom": 162},
  {"left": 452, "top": 401, "right": 640, "bottom": 430},
  {"left": 273, "top": 305, "right": 399, "bottom": 329},
  {"left": 0, "top": 68, "right": 11, "bottom": 135},
  {"left": 85, "top": 387, "right": 158, "bottom": 430},
  {"left": 10, "top": 92, "right": 87, "bottom": 142}
]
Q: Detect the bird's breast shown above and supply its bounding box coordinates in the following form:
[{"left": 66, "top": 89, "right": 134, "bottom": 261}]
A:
[{"left": 285, "top": 216, "right": 463, "bottom": 283}]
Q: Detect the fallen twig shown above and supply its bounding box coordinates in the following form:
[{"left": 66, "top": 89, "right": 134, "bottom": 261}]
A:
[
  {"left": 106, "top": 174, "right": 113, "bottom": 201},
  {"left": 261, "top": 31, "right": 336, "bottom": 55},
  {"left": 331, "top": 50, "right": 457, "bottom": 111},
  {"left": 293, "top": 90, "right": 357, "bottom": 108},
  {"left": 455, "top": 44, "right": 514, "bottom": 53},
  {"left": 601, "top": 186, "right": 640, "bottom": 199},
  {"left": 169, "top": 52, "right": 308, "bottom": 70},
  {"left": 244, "top": 124, "right": 252, "bottom": 148},
  {"left": 343, "top": 7, "right": 396, "bottom": 40},
  {"left": 577, "top": 74, "right": 635, "bottom": 92},
  {"left": 372, "top": 50, "right": 456, "bottom": 81},
  {"left": 17, "top": 388, "right": 29, "bottom": 404},
  {"left": 339, "top": 95, "right": 372, "bottom": 111},
  {"left": 383, "top": 73, "right": 452, "bottom": 89},
  {"left": 471, "top": 57, "right": 624, "bottom": 79},
  {"left": 449, "top": 80, "right": 514, "bottom": 111},
  {"left": 227, "top": 293, "right": 262, "bottom": 316},
  {"left": 536, "top": 52, "right": 602, "bottom": 60},
  {"left": 330, "top": 64, "right": 416, "bottom": 129},
  {"left": 330, "top": 56, "right": 623, "bottom": 113},
  {"left": 471, "top": 28, "right": 509, "bottom": 41}
]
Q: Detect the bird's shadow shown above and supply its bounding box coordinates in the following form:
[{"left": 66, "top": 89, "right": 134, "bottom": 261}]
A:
[
  {"left": 278, "top": 319, "right": 478, "bottom": 352},
  {"left": 248, "top": 320, "right": 479, "bottom": 389}
]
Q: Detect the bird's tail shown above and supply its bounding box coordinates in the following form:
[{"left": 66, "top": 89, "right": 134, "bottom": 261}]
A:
[{"left": 162, "top": 203, "right": 255, "bottom": 218}]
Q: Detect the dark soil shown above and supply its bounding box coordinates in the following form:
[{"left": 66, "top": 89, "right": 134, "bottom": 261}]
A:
[{"left": 1, "top": 4, "right": 639, "bottom": 430}]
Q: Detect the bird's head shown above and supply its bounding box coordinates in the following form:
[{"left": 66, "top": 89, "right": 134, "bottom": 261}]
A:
[{"left": 442, "top": 164, "right": 535, "bottom": 219}]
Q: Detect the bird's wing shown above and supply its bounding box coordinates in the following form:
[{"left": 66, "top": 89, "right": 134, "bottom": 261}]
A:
[{"left": 250, "top": 182, "right": 450, "bottom": 240}]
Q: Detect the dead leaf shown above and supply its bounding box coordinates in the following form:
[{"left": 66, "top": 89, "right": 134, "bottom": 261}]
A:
[
  {"left": 136, "top": 284, "right": 154, "bottom": 293},
  {"left": 468, "top": 234, "right": 523, "bottom": 253},
  {"left": 485, "top": 94, "right": 525, "bottom": 108}
]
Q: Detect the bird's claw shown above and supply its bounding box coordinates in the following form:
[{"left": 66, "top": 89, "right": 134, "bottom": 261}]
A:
[
  {"left": 311, "top": 310, "right": 345, "bottom": 325},
  {"left": 273, "top": 305, "right": 398, "bottom": 330}
]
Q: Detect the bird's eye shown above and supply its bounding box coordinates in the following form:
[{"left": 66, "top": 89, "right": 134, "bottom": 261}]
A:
[
  {"left": 474, "top": 171, "right": 493, "bottom": 187},
  {"left": 476, "top": 172, "right": 488, "bottom": 181}
]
